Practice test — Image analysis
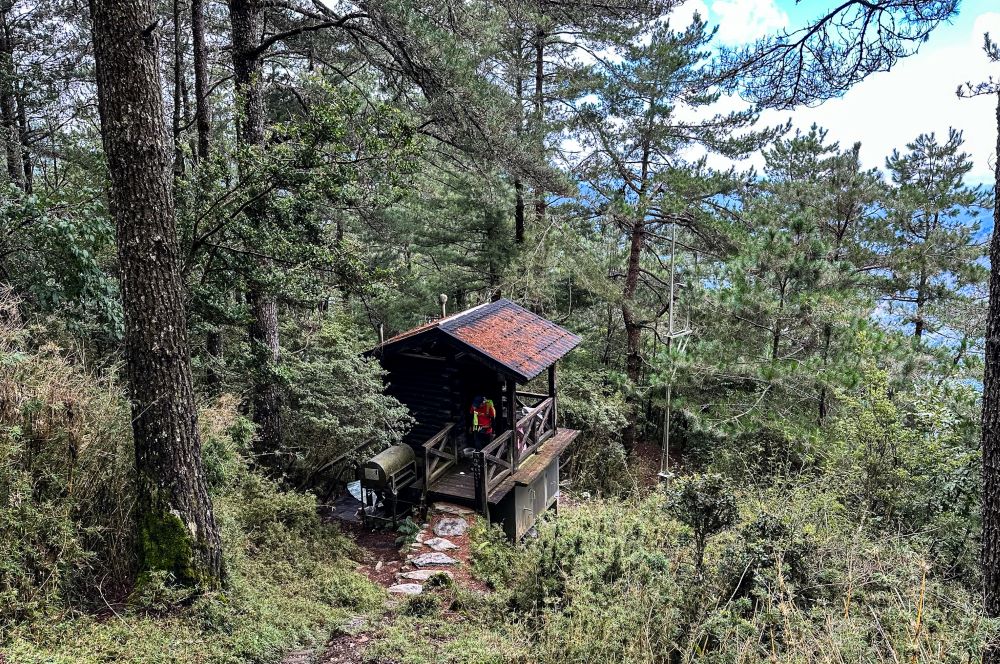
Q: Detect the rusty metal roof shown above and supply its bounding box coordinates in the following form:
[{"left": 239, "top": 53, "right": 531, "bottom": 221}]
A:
[{"left": 377, "top": 299, "right": 581, "bottom": 381}]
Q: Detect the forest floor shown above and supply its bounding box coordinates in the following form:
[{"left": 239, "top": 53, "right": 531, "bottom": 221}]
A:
[{"left": 283, "top": 503, "right": 490, "bottom": 664}]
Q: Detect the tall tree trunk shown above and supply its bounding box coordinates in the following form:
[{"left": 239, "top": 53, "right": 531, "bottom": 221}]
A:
[
  {"left": 247, "top": 288, "right": 281, "bottom": 460},
  {"left": 15, "top": 82, "right": 30, "bottom": 192},
  {"left": 192, "top": 0, "right": 210, "bottom": 161},
  {"left": 89, "top": 0, "right": 223, "bottom": 587},
  {"left": 514, "top": 178, "right": 526, "bottom": 243},
  {"left": 230, "top": 0, "right": 282, "bottom": 459},
  {"left": 192, "top": 0, "right": 222, "bottom": 389},
  {"left": 981, "top": 89, "right": 1000, "bottom": 664},
  {"left": 513, "top": 47, "right": 525, "bottom": 244},
  {"left": 914, "top": 267, "right": 927, "bottom": 340},
  {"left": 532, "top": 24, "right": 545, "bottom": 224},
  {"left": 622, "top": 216, "right": 644, "bottom": 383},
  {"left": 192, "top": 0, "right": 222, "bottom": 388},
  {"left": 172, "top": 0, "right": 184, "bottom": 177},
  {"left": 0, "top": 7, "right": 24, "bottom": 189},
  {"left": 621, "top": 214, "right": 644, "bottom": 451}
]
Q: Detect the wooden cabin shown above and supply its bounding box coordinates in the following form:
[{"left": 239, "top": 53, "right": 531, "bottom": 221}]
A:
[{"left": 371, "top": 298, "right": 581, "bottom": 539}]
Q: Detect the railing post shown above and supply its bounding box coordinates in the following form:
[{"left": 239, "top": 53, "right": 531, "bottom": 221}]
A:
[
  {"left": 548, "top": 365, "right": 557, "bottom": 426},
  {"left": 473, "top": 451, "right": 488, "bottom": 517},
  {"left": 508, "top": 430, "right": 517, "bottom": 471}
]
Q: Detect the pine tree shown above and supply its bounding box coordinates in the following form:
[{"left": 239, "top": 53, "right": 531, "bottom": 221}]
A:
[
  {"left": 880, "top": 129, "right": 988, "bottom": 341},
  {"left": 89, "top": 0, "right": 223, "bottom": 587},
  {"left": 575, "top": 16, "right": 773, "bottom": 446}
]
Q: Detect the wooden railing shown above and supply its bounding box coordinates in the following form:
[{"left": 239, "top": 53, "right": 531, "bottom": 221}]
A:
[
  {"left": 515, "top": 391, "right": 548, "bottom": 410},
  {"left": 479, "top": 430, "right": 515, "bottom": 500},
  {"left": 423, "top": 423, "right": 457, "bottom": 487},
  {"left": 479, "top": 397, "right": 557, "bottom": 504},
  {"left": 514, "top": 396, "right": 556, "bottom": 461}
]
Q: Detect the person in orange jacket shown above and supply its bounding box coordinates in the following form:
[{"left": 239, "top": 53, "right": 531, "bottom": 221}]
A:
[{"left": 470, "top": 395, "right": 496, "bottom": 449}]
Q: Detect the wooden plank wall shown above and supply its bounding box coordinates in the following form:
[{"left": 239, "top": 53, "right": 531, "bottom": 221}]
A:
[{"left": 384, "top": 354, "right": 461, "bottom": 447}]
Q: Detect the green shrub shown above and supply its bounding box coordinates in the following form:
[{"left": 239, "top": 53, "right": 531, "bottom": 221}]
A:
[
  {"left": 401, "top": 593, "right": 441, "bottom": 617},
  {"left": 557, "top": 365, "right": 634, "bottom": 496},
  {"left": 395, "top": 516, "right": 421, "bottom": 548},
  {"left": 670, "top": 473, "right": 738, "bottom": 570},
  {"left": 469, "top": 520, "right": 517, "bottom": 589}
]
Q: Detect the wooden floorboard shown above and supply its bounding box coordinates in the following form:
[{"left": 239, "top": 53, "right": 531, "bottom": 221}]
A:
[{"left": 427, "top": 468, "right": 476, "bottom": 500}]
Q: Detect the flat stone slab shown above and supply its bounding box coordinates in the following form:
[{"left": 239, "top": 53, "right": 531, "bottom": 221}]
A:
[
  {"left": 399, "top": 569, "right": 455, "bottom": 582},
  {"left": 433, "top": 502, "right": 475, "bottom": 516},
  {"left": 337, "top": 615, "right": 368, "bottom": 636},
  {"left": 388, "top": 583, "right": 423, "bottom": 595},
  {"left": 433, "top": 517, "right": 468, "bottom": 537},
  {"left": 410, "top": 552, "right": 459, "bottom": 567},
  {"left": 424, "top": 537, "right": 458, "bottom": 551}
]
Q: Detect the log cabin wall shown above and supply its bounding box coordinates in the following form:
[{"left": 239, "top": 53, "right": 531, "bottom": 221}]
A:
[{"left": 383, "top": 352, "right": 461, "bottom": 447}]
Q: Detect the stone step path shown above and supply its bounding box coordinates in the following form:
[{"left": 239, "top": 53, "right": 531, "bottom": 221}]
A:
[
  {"left": 398, "top": 569, "right": 454, "bottom": 582},
  {"left": 385, "top": 503, "right": 475, "bottom": 595},
  {"left": 289, "top": 503, "right": 480, "bottom": 662}
]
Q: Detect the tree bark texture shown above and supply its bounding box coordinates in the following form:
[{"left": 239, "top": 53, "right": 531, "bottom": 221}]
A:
[
  {"left": 172, "top": 0, "right": 185, "bottom": 176},
  {"left": 981, "top": 89, "right": 1000, "bottom": 663},
  {"left": 247, "top": 288, "right": 281, "bottom": 459},
  {"left": 192, "top": 0, "right": 210, "bottom": 160},
  {"left": 621, "top": 214, "right": 644, "bottom": 451},
  {"left": 532, "top": 25, "right": 546, "bottom": 224},
  {"left": 229, "top": 0, "right": 282, "bottom": 459},
  {"left": 0, "top": 6, "right": 24, "bottom": 189},
  {"left": 89, "top": 0, "right": 223, "bottom": 587}
]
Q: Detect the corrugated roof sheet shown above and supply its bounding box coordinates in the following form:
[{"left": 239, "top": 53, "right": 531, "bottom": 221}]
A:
[{"left": 378, "top": 299, "right": 581, "bottom": 381}]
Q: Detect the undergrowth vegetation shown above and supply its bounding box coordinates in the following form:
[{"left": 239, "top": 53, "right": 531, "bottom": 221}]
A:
[
  {"left": 454, "top": 488, "right": 992, "bottom": 663},
  {"left": 368, "top": 359, "right": 992, "bottom": 664},
  {"left": 0, "top": 302, "right": 384, "bottom": 663}
]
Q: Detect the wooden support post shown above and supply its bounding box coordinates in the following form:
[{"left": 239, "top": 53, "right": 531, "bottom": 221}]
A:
[
  {"left": 506, "top": 378, "right": 518, "bottom": 469},
  {"left": 506, "top": 378, "right": 517, "bottom": 432},
  {"left": 548, "top": 363, "right": 557, "bottom": 426},
  {"left": 474, "top": 451, "right": 489, "bottom": 518}
]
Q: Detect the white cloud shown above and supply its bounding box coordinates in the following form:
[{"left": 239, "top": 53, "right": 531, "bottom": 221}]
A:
[
  {"left": 670, "top": 0, "right": 709, "bottom": 30},
  {"left": 711, "top": 0, "right": 788, "bottom": 44},
  {"left": 749, "top": 11, "right": 1000, "bottom": 182}
]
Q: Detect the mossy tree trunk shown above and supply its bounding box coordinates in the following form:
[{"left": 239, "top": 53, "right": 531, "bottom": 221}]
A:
[{"left": 90, "top": 0, "right": 224, "bottom": 587}]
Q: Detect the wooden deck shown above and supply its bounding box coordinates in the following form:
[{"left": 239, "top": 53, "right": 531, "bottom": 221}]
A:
[
  {"left": 424, "top": 462, "right": 477, "bottom": 501},
  {"left": 419, "top": 428, "right": 580, "bottom": 506},
  {"left": 488, "top": 427, "right": 578, "bottom": 502}
]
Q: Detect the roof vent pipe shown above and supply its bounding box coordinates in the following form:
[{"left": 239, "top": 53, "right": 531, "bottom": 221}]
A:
[{"left": 438, "top": 293, "right": 448, "bottom": 318}]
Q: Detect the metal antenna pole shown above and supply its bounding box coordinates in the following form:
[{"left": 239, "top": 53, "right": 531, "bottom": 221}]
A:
[{"left": 659, "top": 223, "right": 677, "bottom": 482}]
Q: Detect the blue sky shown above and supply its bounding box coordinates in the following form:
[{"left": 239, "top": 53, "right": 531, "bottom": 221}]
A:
[{"left": 674, "top": 0, "right": 1000, "bottom": 184}]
